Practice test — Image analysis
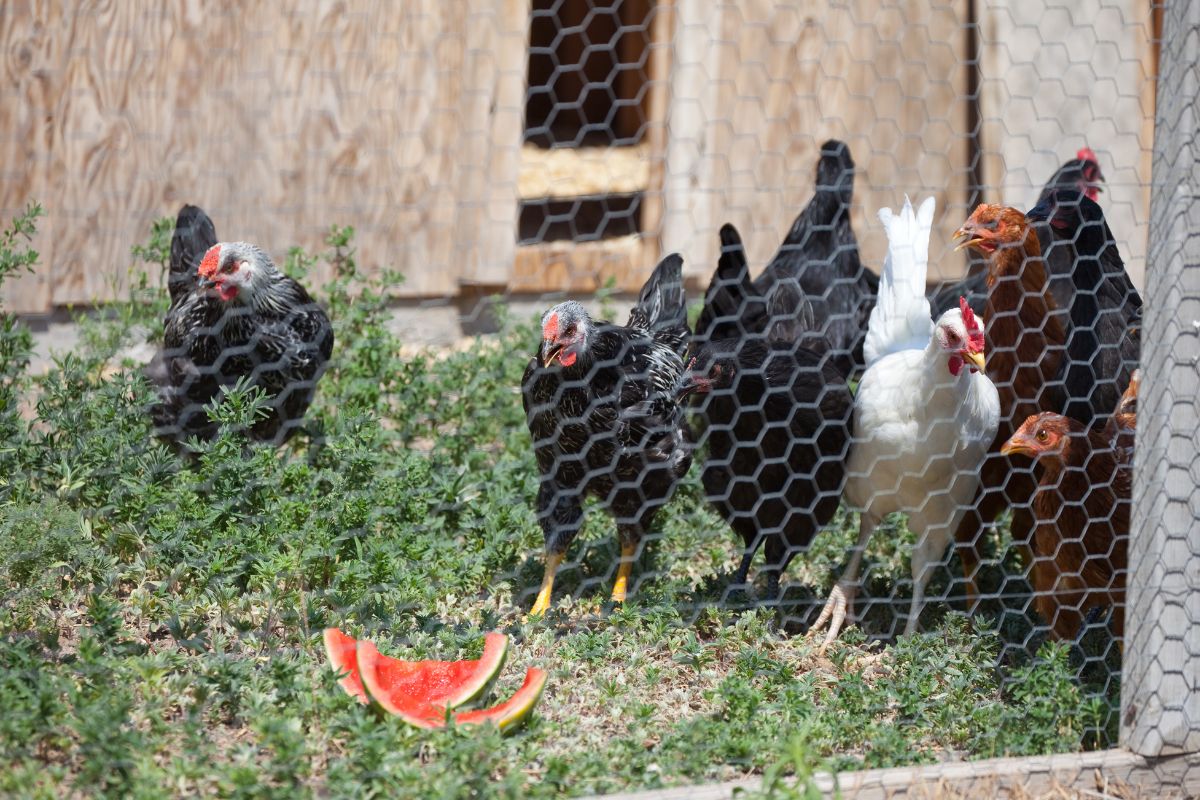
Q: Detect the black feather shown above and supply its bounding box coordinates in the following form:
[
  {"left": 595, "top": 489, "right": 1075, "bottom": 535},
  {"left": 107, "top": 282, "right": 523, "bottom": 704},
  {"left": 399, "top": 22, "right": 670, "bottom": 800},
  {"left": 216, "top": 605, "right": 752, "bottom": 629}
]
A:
[
  {"left": 682, "top": 334, "right": 852, "bottom": 600},
  {"left": 522, "top": 258, "right": 694, "bottom": 568},
  {"left": 1027, "top": 191, "right": 1141, "bottom": 425},
  {"left": 150, "top": 210, "right": 334, "bottom": 447},
  {"left": 168, "top": 205, "right": 218, "bottom": 304}
]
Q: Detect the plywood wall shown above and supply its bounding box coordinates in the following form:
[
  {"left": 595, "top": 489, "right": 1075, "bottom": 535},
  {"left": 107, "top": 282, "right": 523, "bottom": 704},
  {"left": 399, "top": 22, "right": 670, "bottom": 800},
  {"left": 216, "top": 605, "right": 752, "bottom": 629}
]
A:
[
  {"left": 0, "top": 0, "right": 528, "bottom": 313},
  {"left": 662, "top": 0, "right": 973, "bottom": 284},
  {"left": 978, "top": 0, "right": 1156, "bottom": 289},
  {"left": 0, "top": 0, "right": 1157, "bottom": 314},
  {"left": 661, "top": 0, "right": 1154, "bottom": 291}
]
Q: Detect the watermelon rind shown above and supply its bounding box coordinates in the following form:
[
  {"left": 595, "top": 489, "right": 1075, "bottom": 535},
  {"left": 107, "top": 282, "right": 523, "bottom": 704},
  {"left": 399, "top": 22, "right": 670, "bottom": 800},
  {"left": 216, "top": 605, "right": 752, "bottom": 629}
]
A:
[
  {"left": 453, "top": 667, "right": 548, "bottom": 734},
  {"left": 355, "top": 632, "right": 510, "bottom": 725},
  {"left": 446, "top": 632, "right": 509, "bottom": 708},
  {"left": 322, "top": 627, "right": 369, "bottom": 704}
]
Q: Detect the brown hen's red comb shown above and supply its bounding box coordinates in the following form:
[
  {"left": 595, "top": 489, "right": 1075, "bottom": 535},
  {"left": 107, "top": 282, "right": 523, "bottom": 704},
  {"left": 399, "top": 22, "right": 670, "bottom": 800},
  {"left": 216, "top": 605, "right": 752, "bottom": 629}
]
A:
[
  {"left": 1076, "top": 146, "right": 1098, "bottom": 163},
  {"left": 960, "top": 297, "right": 985, "bottom": 352}
]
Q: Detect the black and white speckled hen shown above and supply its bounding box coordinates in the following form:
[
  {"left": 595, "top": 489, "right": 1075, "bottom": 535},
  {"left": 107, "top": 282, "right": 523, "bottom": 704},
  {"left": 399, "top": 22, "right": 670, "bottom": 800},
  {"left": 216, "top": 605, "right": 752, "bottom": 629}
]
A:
[
  {"left": 150, "top": 205, "right": 334, "bottom": 446},
  {"left": 522, "top": 254, "right": 692, "bottom": 615}
]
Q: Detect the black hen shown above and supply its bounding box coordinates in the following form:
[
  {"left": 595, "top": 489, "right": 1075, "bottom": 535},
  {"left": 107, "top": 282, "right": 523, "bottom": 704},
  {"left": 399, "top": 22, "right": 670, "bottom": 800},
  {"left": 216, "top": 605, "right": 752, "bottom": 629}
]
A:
[
  {"left": 930, "top": 147, "right": 1107, "bottom": 317},
  {"left": 681, "top": 303, "right": 852, "bottom": 601},
  {"left": 150, "top": 205, "right": 334, "bottom": 446},
  {"left": 1026, "top": 191, "right": 1141, "bottom": 425},
  {"left": 522, "top": 254, "right": 693, "bottom": 614},
  {"left": 694, "top": 139, "right": 873, "bottom": 377}
]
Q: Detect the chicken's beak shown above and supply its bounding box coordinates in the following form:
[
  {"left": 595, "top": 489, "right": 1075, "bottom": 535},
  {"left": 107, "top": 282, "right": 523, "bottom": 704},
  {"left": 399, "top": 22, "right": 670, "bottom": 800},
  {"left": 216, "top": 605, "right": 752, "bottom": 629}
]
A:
[
  {"left": 541, "top": 341, "right": 562, "bottom": 366},
  {"left": 953, "top": 226, "right": 984, "bottom": 253},
  {"left": 963, "top": 349, "right": 986, "bottom": 374},
  {"left": 1000, "top": 435, "right": 1035, "bottom": 458},
  {"left": 197, "top": 275, "right": 215, "bottom": 289}
]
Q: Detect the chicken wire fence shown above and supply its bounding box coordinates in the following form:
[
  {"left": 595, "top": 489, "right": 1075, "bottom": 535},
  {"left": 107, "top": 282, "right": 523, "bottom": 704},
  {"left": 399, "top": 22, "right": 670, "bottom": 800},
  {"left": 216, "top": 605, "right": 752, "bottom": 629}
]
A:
[{"left": 1, "top": 0, "right": 1198, "bottom": 796}]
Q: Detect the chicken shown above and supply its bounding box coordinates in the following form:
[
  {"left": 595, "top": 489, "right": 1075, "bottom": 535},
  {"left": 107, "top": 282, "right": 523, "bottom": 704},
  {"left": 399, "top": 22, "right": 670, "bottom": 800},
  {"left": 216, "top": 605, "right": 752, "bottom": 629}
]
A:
[
  {"left": 950, "top": 199, "right": 1139, "bottom": 605},
  {"left": 929, "top": 146, "right": 1107, "bottom": 318},
  {"left": 522, "top": 254, "right": 692, "bottom": 615},
  {"left": 679, "top": 260, "right": 853, "bottom": 601},
  {"left": 808, "top": 196, "right": 999, "bottom": 645},
  {"left": 947, "top": 204, "right": 1067, "bottom": 602},
  {"left": 999, "top": 374, "right": 1136, "bottom": 640},
  {"left": 1026, "top": 190, "right": 1141, "bottom": 425},
  {"left": 150, "top": 205, "right": 334, "bottom": 446},
  {"left": 694, "top": 140, "right": 874, "bottom": 377}
]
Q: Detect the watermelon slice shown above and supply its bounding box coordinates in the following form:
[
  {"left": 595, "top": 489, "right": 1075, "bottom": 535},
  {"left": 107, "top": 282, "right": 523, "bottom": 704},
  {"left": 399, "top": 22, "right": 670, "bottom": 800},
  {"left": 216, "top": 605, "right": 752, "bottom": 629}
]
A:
[
  {"left": 453, "top": 667, "right": 548, "bottom": 733},
  {"left": 324, "top": 629, "right": 508, "bottom": 711},
  {"left": 354, "top": 632, "right": 509, "bottom": 721},
  {"left": 323, "top": 627, "right": 369, "bottom": 704}
]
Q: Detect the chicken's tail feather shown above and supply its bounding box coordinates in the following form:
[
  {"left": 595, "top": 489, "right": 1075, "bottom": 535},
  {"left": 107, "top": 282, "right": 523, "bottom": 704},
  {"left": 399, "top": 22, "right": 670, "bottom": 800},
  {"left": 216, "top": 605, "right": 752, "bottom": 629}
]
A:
[
  {"left": 170, "top": 205, "right": 218, "bottom": 302},
  {"left": 863, "top": 195, "right": 936, "bottom": 366},
  {"left": 631, "top": 252, "right": 690, "bottom": 356}
]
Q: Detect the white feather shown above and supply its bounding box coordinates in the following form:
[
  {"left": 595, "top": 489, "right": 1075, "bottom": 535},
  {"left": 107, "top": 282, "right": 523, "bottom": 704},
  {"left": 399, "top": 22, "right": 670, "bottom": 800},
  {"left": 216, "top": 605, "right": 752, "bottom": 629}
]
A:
[{"left": 863, "top": 195, "right": 936, "bottom": 366}]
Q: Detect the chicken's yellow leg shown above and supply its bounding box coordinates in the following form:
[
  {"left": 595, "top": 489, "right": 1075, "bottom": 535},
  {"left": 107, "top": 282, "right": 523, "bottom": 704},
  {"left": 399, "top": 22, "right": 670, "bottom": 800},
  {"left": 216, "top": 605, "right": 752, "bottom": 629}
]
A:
[
  {"left": 610, "top": 543, "right": 638, "bottom": 603},
  {"left": 530, "top": 552, "right": 564, "bottom": 616}
]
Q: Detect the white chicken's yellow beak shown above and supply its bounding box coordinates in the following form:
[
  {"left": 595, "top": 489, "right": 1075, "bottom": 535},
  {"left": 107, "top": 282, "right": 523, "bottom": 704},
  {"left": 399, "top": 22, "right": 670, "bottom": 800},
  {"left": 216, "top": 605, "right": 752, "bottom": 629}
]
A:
[{"left": 963, "top": 350, "right": 986, "bottom": 373}]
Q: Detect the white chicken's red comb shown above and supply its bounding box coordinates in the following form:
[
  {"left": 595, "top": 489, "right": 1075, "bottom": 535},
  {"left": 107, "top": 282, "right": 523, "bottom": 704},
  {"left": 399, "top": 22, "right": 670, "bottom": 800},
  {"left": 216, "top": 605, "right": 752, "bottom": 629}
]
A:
[{"left": 960, "top": 297, "right": 985, "bottom": 352}]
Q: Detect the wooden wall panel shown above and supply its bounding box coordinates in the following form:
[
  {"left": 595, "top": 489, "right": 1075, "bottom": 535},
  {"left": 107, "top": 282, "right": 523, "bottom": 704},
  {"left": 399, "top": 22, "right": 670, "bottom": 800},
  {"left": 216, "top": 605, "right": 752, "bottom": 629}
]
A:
[
  {"left": 978, "top": 0, "right": 1155, "bottom": 291},
  {"left": 662, "top": 1, "right": 972, "bottom": 284},
  {"left": 0, "top": 1, "right": 527, "bottom": 313}
]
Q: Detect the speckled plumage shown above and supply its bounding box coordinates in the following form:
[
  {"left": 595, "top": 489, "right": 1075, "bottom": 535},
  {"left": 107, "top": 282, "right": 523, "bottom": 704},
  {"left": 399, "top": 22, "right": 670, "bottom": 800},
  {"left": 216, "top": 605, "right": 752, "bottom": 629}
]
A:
[
  {"left": 150, "top": 206, "right": 334, "bottom": 446},
  {"left": 522, "top": 255, "right": 692, "bottom": 561}
]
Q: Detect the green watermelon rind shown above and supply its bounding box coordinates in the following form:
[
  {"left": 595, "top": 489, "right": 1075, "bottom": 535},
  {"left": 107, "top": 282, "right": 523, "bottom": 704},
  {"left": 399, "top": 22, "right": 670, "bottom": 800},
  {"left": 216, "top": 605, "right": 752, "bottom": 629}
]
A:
[
  {"left": 355, "top": 633, "right": 510, "bottom": 726},
  {"left": 453, "top": 667, "right": 548, "bottom": 734},
  {"left": 445, "top": 632, "right": 510, "bottom": 708}
]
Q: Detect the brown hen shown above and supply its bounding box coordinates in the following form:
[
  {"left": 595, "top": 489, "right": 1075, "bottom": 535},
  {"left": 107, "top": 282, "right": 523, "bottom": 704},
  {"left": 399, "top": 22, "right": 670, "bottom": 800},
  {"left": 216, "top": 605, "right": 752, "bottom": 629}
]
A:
[
  {"left": 1000, "top": 374, "right": 1137, "bottom": 640},
  {"left": 951, "top": 205, "right": 1068, "bottom": 601}
]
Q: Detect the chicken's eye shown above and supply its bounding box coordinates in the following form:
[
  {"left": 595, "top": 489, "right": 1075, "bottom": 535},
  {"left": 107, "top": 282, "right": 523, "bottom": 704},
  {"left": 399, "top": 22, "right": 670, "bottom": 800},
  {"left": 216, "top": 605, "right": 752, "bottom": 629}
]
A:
[
  {"left": 946, "top": 331, "right": 959, "bottom": 345},
  {"left": 221, "top": 260, "right": 238, "bottom": 274},
  {"left": 564, "top": 323, "right": 577, "bottom": 337},
  {"left": 1036, "top": 430, "right": 1048, "bottom": 443}
]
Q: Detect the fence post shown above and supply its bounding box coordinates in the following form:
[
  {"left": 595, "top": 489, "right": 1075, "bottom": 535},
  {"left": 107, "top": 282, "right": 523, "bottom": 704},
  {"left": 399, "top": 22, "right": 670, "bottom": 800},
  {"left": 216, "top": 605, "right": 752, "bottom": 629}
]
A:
[{"left": 1119, "top": 0, "right": 1200, "bottom": 758}]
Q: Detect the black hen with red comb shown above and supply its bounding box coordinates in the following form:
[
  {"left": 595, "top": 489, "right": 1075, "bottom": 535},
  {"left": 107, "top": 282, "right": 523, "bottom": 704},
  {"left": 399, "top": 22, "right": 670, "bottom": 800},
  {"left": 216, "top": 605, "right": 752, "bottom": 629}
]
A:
[
  {"left": 149, "top": 205, "right": 334, "bottom": 447},
  {"left": 521, "top": 253, "right": 693, "bottom": 615}
]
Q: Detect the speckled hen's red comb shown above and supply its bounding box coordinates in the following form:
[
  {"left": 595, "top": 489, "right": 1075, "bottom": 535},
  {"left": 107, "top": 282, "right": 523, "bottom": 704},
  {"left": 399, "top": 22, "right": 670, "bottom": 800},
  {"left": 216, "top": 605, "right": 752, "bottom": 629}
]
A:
[
  {"left": 197, "top": 244, "right": 221, "bottom": 279},
  {"left": 1076, "top": 146, "right": 1098, "bottom": 163}
]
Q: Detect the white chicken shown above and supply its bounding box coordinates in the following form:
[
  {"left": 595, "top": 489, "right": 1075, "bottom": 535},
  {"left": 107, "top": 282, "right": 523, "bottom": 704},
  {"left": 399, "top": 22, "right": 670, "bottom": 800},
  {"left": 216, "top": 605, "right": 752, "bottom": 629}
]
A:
[{"left": 809, "top": 196, "right": 1000, "bottom": 646}]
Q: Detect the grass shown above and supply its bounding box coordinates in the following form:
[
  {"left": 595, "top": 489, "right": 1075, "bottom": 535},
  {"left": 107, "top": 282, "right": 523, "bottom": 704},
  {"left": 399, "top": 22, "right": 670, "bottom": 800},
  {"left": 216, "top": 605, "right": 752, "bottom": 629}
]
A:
[{"left": 0, "top": 206, "right": 1118, "bottom": 799}]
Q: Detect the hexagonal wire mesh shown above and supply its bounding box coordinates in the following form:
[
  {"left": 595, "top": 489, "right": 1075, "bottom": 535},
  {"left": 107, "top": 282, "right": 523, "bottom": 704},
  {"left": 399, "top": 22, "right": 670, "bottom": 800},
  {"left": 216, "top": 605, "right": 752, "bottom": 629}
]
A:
[{"left": 0, "top": 0, "right": 1195, "bottom": 795}]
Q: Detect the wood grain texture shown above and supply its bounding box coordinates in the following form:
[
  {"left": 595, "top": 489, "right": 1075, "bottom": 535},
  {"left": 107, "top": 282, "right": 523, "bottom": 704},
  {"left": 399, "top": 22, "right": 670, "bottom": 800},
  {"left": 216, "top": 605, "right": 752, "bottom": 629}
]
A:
[
  {"left": 0, "top": 1, "right": 528, "bottom": 312},
  {"left": 978, "top": 0, "right": 1154, "bottom": 290},
  {"left": 0, "top": 1, "right": 1159, "bottom": 312},
  {"left": 661, "top": 0, "right": 971, "bottom": 284}
]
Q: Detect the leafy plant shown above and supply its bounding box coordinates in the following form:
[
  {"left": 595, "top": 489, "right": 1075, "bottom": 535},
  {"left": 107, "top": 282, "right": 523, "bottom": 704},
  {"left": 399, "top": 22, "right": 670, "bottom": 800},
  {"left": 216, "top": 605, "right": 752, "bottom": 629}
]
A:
[{"left": 0, "top": 210, "right": 1117, "bottom": 798}]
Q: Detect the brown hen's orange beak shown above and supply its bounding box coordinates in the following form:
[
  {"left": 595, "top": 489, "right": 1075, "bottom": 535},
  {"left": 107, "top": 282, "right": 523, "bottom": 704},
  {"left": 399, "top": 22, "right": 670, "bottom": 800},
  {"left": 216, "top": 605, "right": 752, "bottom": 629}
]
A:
[
  {"left": 1000, "top": 434, "right": 1037, "bottom": 458},
  {"left": 953, "top": 224, "right": 985, "bottom": 253}
]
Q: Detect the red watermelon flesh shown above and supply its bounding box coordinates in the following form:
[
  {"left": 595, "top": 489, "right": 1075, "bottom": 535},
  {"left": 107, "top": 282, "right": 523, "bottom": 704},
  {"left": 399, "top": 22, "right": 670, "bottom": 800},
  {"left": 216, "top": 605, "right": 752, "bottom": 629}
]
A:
[
  {"left": 322, "top": 627, "right": 369, "bottom": 704},
  {"left": 355, "top": 632, "right": 509, "bottom": 720}
]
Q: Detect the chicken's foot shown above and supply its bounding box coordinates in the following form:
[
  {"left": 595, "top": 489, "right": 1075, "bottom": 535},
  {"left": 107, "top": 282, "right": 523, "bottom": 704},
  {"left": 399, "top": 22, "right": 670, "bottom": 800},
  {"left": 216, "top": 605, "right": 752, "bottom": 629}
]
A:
[
  {"left": 530, "top": 551, "right": 564, "bottom": 617},
  {"left": 610, "top": 542, "right": 637, "bottom": 603}
]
